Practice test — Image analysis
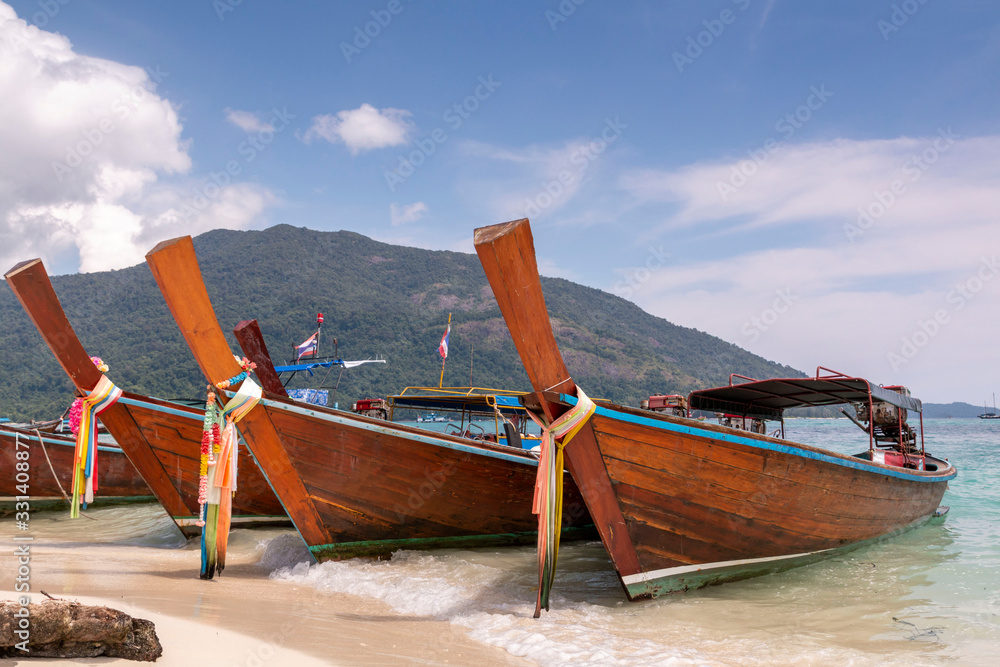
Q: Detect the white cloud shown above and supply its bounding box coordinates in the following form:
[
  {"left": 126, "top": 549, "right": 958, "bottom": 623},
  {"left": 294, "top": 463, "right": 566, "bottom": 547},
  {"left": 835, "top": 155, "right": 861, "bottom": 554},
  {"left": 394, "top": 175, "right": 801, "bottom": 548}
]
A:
[
  {"left": 0, "top": 2, "right": 274, "bottom": 273},
  {"left": 137, "top": 182, "right": 276, "bottom": 256},
  {"left": 615, "top": 133, "right": 1000, "bottom": 401},
  {"left": 536, "top": 257, "right": 578, "bottom": 281},
  {"left": 390, "top": 201, "right": 428, "bottom": 226},
  {"left": 368, "top": 231, "right": 472, "bottom": 254},
  {"left": 225, "top": 108, "right": 274, "bottom": 133},
  {"left": 759, "top": 0, "right": 779, "bottom": 30},
  {"left": 457, "top": 137, "right": 612, "bottom": 222},
  {"left": 619, "top": 131, "right": 989, "bottom": 236},
  {"left": 303, "top": 103, "right": 412, "bottom": 155}
]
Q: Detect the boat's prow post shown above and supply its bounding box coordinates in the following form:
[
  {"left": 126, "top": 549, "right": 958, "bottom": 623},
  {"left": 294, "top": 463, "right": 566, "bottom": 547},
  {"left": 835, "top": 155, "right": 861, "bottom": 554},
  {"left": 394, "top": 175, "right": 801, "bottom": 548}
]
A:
[
  {"left": 4, "top": 258, "right": 195, "bottom": 523},
  {"left": 145, "top": 237, "right": 332, "bottom": 550},
  {"left": 473, "top": 220, "right": 569, "bottom": 422},
  {"left": 145, "top": 237, "right": 245, "bottom": 383},
  {"left": 474, "top": 219, "right": 645, "bottom": 607},
  {"left": 5, "top": 259, "right": 106, "bottom": 390},
  {"left": 234, "top": 319, "right": 289, "bottom": 397}
]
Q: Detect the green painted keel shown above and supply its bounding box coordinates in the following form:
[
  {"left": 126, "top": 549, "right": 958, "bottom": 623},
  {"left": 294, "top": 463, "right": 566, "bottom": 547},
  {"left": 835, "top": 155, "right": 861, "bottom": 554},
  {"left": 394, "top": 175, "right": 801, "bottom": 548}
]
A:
[
  {"left": 309, "top": 524, "right": 599, "bottom": 561},
  {"left": 0, "top": 495, "right": 157, "bottom": 516}
]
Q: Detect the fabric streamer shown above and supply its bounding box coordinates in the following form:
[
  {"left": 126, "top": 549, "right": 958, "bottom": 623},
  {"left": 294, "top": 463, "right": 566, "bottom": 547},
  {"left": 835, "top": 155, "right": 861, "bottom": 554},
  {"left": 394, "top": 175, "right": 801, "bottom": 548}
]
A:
[
  {"left": 525, "top": 385, "right": 596, "bottom": 617},
  {"left": 71, "top": 374, "right": 123, "bottom": 518},
  {"left": 198, "top": 372, "right": 261, "bottom": 579},
  {"left": 68, "top": 357, "right": 109, "bottom": 436},
  {"left": 198, "top": 386, "right": 221, "bottom": 578}
]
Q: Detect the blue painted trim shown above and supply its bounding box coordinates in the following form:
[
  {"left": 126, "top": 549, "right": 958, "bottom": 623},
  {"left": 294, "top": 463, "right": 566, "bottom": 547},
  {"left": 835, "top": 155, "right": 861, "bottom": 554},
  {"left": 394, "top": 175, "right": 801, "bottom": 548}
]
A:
[
  {"left": 260, "top": 398, "right": 538, "bottom": 466},
  {"left": 118, "top": 396, "right": 203, "bottom": 422},
  {"left": 559, "top": 394, "right": 957, "bottom": 483},
  {"left": 274, "top": 359, "right": 344, "bottom": 373},
  {"left": 6, "top": 430, "right": 122, "bottom": 454}
]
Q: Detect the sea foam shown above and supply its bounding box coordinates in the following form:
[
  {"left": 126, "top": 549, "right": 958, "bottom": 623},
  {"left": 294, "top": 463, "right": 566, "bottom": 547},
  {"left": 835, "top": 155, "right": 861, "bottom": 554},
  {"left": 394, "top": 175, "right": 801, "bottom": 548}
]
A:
[{"left": 262, "top": 540, "right": 721, "bottom": 666}]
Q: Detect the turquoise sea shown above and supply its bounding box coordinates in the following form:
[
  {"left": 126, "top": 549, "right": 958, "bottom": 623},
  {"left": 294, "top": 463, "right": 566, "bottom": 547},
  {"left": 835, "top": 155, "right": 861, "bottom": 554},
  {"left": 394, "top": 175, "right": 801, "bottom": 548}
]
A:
[{"left": 265, "top": 417, "right": 999, "bottom": 665}]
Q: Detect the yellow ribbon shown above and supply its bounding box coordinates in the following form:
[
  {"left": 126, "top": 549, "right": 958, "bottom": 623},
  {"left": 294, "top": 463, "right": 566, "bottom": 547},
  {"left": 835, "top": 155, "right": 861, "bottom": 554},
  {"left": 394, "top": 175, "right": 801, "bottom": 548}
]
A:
[
  {"left": 72, "top": 375, "right": 122, "bottom": 518},
  {"left": 526, "top": 385, "right": 596, "bottom": 615}
]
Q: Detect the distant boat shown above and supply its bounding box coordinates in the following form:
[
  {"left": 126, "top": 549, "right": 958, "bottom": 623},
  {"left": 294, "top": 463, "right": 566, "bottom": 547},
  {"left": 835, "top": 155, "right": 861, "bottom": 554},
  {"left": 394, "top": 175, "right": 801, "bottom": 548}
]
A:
[{"left": 978, "top": 394, "right": 1000, "bottom": 419}]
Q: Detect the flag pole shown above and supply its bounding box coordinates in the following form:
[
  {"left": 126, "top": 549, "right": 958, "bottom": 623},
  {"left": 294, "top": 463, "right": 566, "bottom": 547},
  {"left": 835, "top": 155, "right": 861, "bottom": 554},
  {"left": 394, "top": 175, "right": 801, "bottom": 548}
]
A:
[
  {"left": 438, "top": 312, "right": 451, "bottom": 388},
  {"left": 315, "top": 313, "right": 323, "bottom": 359}
]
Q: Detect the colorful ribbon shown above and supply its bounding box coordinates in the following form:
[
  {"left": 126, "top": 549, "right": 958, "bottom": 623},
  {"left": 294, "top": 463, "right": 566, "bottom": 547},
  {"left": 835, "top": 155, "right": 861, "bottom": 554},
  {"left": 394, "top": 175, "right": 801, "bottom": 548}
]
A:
[
  {"left": 525, "top": 385, "right": 596, "bottom": 616},
  {"left": 215, "top": 376, "right": 261, "bottom": 496},
  {"left": 71, "top": 374, "right": 123, "bottom": 518},
  {"left": 199, "top": 374, "right": 261, "bottom": 579},
  {"left": 216, "top": 357, "right": 257, "bottom": 390}
]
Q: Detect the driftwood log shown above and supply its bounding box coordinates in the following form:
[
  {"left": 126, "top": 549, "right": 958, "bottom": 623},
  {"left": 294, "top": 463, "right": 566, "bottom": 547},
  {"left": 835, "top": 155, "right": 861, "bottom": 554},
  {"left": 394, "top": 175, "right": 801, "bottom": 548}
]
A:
[{"left": 0, "top": 600, "right": 161, "bottom": 661}]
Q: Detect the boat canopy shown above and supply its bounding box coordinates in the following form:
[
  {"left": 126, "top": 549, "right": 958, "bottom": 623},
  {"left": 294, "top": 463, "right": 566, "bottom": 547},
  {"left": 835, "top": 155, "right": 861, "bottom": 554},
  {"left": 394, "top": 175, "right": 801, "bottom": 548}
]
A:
[
  {"left": 389, "top": 387, "right": 529, "bottom": 415},
  {"left": 273, "top": 358, "right": 385, "bottom": 374},
  {"left": 688, "top": 370, "right": 922, "bottom": 421}
]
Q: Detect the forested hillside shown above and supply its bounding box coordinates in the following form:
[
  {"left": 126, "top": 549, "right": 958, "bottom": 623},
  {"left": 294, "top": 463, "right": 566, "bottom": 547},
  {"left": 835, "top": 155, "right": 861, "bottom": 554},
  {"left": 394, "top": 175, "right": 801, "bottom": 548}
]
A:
[{"left": 0, "top": 225, "right": 803, "bottom": 420}]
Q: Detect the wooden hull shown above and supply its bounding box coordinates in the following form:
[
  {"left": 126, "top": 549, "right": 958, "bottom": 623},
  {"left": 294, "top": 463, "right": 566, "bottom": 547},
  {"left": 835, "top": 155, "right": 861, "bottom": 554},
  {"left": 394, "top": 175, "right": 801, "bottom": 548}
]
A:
[
  {"left": 145, "top": 235, "right": 595, "bottom": 558},
  {"left": 0, "top": 425, "right": 153, "bottom": 513},
  {"left": 253, "top": 396, "right": 594, "bottom": 559},
  {"left": 473, "top": 217, "right": 957, "bottom": 602},
  {"left": 556, "top": 396, "right": 955, "bottom": 599},
  {"left": 116, "top": 393, "right": 288, "bottom": 533},
  {"left": 4, "top": 258, "right": 288, "bottom": 537}
]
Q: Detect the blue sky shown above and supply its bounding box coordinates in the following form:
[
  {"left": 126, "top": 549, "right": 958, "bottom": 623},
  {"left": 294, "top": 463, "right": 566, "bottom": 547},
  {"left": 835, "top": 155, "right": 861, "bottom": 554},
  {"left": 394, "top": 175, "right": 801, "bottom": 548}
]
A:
[{"left": 1, "top": 1, "right": 998, "bottom": 402}]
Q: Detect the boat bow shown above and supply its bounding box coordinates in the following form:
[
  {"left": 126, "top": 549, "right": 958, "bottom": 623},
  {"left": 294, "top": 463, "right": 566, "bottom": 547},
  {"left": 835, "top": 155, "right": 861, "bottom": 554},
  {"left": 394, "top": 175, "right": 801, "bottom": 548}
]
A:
[{"left": 474, "top": 219, "right": 645, "bottom": 600}]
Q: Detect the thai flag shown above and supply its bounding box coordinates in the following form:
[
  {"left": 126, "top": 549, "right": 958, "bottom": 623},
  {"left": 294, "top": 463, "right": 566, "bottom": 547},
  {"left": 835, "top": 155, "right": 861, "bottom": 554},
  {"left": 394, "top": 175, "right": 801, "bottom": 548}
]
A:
[
  {"left": 295, "top": 333, "right": 318, "bottom": 360},
  {"left": 438, "top": 323, "right": 450, "bottom": 359}
]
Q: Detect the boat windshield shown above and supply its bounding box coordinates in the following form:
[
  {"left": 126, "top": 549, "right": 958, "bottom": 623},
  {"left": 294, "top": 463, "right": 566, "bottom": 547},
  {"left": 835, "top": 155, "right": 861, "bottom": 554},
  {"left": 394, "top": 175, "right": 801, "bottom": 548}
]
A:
[{"left": 387, "top": 387, "right": 539, "bottom": 449}]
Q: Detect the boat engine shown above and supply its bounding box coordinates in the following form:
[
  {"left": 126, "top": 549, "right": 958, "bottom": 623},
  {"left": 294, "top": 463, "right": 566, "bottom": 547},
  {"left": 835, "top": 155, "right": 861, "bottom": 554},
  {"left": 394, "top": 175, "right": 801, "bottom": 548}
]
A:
[
  {"left": 716, "top": 413, "right": 767, "bottom": 434},
  {"left": 852, "top": 386, "right": 918, "bottom": 452},
  {"left": 352, "top": 398, "right": 389, "bottom": 421},
  {"left": 643, "top": 394, "right": 688, "bottom": 417}
]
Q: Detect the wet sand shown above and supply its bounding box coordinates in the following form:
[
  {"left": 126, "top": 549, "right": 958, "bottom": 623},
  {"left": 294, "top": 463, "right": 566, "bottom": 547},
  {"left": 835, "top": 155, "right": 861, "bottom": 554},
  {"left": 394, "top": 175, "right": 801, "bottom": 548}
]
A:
[{"left": 1, "top": 514, "right": 531, "bottom": 666}]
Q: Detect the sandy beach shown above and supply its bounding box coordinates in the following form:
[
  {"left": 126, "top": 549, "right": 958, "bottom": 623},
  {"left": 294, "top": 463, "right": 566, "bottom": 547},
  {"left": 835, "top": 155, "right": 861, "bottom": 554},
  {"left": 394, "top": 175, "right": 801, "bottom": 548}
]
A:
[{"left": 1, "top": 508, "right": 531, "bottom": 666}]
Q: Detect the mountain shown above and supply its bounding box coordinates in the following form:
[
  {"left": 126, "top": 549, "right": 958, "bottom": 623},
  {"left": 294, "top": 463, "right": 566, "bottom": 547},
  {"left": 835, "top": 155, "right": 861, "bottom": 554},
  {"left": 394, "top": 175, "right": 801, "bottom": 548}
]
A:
[
  {"left": 0, "top": 225, "right": 804, "bottom": 421},
  {"left": 922, "top": 402, "right": 993, "bottom": 418}
]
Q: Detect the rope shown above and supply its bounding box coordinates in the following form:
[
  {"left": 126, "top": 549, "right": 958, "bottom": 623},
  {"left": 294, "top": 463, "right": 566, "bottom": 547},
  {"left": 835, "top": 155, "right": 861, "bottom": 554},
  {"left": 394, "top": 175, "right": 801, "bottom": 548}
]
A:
[
  {"left": 34, "top": 429, "right": 97, "bottom": 520},
  {"left": 36, "top": 429, "right": 70, "bottom": 504},
  {"left": 525, "top": 386, "right": 596, "bottom": 617},
  {"left": 542, "top": 377, "right": 573, "bottom": 393}
]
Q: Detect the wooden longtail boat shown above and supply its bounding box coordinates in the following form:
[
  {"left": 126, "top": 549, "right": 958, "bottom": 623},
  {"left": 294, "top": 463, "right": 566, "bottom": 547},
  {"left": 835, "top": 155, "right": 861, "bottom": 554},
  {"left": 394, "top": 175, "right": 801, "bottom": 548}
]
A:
[
  {"left": 145, "top": 236, "right": 594, "bottom": 560},
  {"left": 1, "top": 424, "right": 153, "bottom": 514},
  {"left": 475, "top": 218, "right": 957, "bottom": 601},
  {"left": 4, "top": 260, "right": 288, "bottom": 537}
]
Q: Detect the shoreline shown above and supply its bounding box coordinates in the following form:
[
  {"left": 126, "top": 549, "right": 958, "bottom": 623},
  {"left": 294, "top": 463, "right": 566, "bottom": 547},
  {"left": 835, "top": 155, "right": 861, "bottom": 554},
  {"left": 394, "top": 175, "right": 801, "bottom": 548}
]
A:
[{"left": 1, "top": 522, "right": 533, "bottom": 666}]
